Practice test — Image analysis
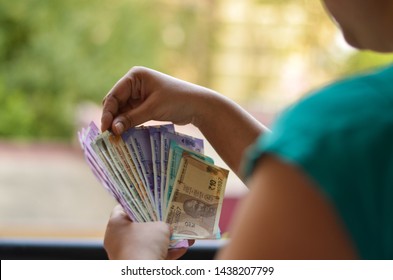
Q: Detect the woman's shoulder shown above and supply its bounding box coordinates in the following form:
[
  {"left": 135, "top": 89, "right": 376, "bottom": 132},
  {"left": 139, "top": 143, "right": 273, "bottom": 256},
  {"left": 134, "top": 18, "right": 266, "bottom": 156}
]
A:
[{"left": 245, "top": 65, "right": 393, "bottom": 259}]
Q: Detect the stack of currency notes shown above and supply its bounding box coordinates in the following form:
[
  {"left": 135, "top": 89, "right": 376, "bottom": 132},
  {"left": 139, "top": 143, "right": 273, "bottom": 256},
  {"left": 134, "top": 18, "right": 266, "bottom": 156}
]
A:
[{"left": 78, "top": 122, "right": 228, "bottom": 240}]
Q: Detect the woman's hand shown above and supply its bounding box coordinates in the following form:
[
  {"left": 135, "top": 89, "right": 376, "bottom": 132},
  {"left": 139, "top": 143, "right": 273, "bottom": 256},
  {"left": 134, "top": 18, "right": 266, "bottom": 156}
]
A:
[
  {"left": 101, "top": 66, "right": 214, "bottom": 135},
  {"left": 101, "top": 66, "right": 266, "bottom": 177},
  {"left": 104, "top": 205, "right": 193, "bottom": 260}
]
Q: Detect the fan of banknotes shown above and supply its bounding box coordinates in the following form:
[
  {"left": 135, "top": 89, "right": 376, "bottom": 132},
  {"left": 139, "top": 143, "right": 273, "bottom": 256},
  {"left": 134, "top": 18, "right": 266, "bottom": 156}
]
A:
[{"left": 78, "top": 122, "right": 228, "bottom": 240}]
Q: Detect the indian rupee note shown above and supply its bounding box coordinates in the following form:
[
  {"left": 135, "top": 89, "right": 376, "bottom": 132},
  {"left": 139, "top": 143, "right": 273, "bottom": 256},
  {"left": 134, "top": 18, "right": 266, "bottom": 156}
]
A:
[
  {"left": 165, "top": 154, "right": 228, "bottom": 239},
  {"left": 107, "top": 133, "right": 157, "bottom": 221},
  {"left": 93, "top": 134, "right": 147, "bottom": 222},
  {"left": 122, "top": 128, "right": 156, "bottom": 210},
  {"left": 101, "top": 131, "right": 153, "bottom": 222},
  {"left": 125, "top": 127, "right": 156, "bottom": 210},
  {"left": 160, "top": 130, "right": 204, "bottom": 216},
  {"left": 148, "top": 124, "right": 174, "bottom": 220},
  {"left": 79, "top": 123, "right": 122, "bottom": 203},
  {"left": 91, "top": 135, "right": 143, "bottom": 221},
  {"left": 163, "top": 142, "right": 213, "bottom": 217}
]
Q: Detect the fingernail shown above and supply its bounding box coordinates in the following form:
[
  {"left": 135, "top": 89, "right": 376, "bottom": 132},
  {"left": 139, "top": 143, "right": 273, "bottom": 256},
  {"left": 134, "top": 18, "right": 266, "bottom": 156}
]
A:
[{"left": 115, "top": 122, "right": 124, "bottom": 134}]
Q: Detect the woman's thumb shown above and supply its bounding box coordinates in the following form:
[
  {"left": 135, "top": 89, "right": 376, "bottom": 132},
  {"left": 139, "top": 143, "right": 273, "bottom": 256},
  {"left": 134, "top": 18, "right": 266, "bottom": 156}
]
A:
[{"left": 112, "top": 103, "right": 150, "bottom": 134}]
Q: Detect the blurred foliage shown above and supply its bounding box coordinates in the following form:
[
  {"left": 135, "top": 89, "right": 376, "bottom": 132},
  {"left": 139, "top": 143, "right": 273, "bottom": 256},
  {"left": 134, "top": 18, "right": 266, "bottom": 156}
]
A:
[
  {"left": 0, "top": 0, "right": 206, "bottom": 140},
  {"left": 1, "top": 0, "right": 393, "bottom": 140}
]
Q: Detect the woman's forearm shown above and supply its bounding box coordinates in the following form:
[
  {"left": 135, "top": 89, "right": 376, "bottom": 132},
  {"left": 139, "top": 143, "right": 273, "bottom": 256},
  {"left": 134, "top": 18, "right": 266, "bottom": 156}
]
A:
[{"left": 192, "top": 90, "right": 268, "bottom": 178}]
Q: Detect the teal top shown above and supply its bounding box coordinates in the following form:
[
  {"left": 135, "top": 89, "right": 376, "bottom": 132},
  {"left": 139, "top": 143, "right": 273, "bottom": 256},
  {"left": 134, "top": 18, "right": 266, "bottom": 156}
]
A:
[{"left": 243, "top": 65, "right": 393, "bottom": 259}]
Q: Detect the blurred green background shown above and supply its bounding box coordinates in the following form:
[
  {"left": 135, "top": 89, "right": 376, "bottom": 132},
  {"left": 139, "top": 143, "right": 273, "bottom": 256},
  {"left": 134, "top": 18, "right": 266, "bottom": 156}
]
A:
[
  {"left": 1, "top": 0, "right": 393, "bottom": 141},
  {"left": 0, "top": 0, "right": 213, "bottom": 139}
]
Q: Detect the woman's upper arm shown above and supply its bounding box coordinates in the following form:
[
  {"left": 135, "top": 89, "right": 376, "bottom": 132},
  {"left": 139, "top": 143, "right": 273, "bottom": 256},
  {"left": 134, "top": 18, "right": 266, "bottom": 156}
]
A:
[{"left": 216, "top": 154, "right": 357, "bottom": 259}]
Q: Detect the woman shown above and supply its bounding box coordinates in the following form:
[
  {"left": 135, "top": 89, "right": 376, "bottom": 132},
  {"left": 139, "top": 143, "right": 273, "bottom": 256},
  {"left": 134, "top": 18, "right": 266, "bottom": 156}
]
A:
[{"left": 102, "top": 0, "right": 393, "bottom": 259}]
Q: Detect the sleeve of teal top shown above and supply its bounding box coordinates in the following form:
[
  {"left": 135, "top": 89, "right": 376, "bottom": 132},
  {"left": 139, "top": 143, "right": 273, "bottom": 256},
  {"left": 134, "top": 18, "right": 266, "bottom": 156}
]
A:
[{"left": 242, "top": 71, "right": 393, "bottom": 259}]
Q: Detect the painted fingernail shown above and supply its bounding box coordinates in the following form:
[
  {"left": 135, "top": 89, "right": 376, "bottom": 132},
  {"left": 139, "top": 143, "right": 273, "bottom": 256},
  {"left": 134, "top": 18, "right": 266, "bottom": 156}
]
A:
[{"left": 115, "top": 122, "right": 124, "bottom": 134}]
